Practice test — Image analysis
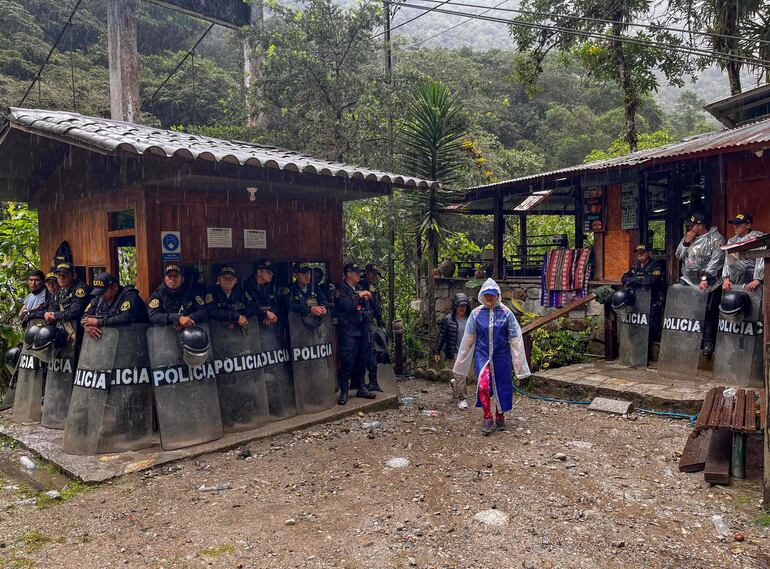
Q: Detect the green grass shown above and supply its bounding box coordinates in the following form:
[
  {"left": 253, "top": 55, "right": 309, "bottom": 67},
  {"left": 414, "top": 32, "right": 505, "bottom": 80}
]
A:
[
  {"left": 196, "top": 544, "right": 234, "bottom": 557},
  {"left": 754, "top": 513, "right": 770, "bottom": 528},
  {"left": 36, "top": 480, "right": 93, "bottom": 509},
  {"left": 17, "top": 530, "right": 63, "bottom": 553},
  {"left": 0, "top": 434, "right": 21, "bottom": 450},
  {"left": 736, "top": 496, "right": 751, "bottom": 505}
]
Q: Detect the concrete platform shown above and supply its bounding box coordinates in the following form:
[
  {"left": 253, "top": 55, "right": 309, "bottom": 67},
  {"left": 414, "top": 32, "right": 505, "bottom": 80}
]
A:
[
  {"left": 0, "top": 371, "right": 398, "bottom": 483},
  {"left": 529, "top": 360, "right": 720, "bottom": 414}
]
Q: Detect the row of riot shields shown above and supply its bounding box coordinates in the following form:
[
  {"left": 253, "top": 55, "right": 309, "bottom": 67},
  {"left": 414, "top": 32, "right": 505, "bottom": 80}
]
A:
[
  {"left": 9, "top": 312, "right": 345, "bottom": 455},
  {"left": 612, "top": 283, "right": 763, "bottom": 388}
]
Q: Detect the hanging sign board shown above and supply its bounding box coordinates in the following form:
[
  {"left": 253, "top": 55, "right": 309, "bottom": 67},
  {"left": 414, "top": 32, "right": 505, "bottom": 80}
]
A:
[
  {"left": 207, "top": 227, "right": 233, "bottom": 248},
  {"left": 244, "top": 229, "right": 267, "bottom": 249},
  {"left": 161, "top": 231, "right": 182, "bottom": 261},
  {"left": 583, "top": 186, "right": 605, "bottom": 233},
  {"left": 621, "top": 182, "right": 640, "bottom": 230}
]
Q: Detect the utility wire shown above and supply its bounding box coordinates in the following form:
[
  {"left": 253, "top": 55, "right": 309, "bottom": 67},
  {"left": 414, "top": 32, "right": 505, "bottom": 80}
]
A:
[
  {"left": 149, "top": 23, "right": 215, "bottom": 104},
  {"left": 410, "top": 0, "right": 509, "bottom": 48},
  {"left": 386, "top": 0, "right": 770, "bottom": 47},
  {"left": 18, "top": 0, "right": 84, "bottom": 107},
  {"left": 384, "top": 1, "right": 770, "bottom": 69},
  {"left": 373, "top": 0, "right": 455, "bottom": 39}
]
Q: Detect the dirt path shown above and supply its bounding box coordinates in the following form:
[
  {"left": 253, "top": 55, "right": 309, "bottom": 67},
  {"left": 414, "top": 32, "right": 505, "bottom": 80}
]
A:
[{"left": 1, "top": 379, "right": 768, "bottom": 568}]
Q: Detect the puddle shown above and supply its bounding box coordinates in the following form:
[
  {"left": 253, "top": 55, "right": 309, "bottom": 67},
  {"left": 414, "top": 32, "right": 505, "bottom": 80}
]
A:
[{"left": 0, "top": 448, "right": 73, "bottom": 492}]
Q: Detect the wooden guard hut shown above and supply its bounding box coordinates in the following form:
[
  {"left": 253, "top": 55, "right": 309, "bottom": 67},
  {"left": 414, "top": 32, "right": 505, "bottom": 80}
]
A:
[{"left": 0, "top": 108, "right": 438, "bottom": 293}]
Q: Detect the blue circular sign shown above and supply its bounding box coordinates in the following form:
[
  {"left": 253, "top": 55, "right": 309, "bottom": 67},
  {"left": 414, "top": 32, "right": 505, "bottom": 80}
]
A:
[{"left": 163, "top": 233, "right": 180, "bottom": 251}]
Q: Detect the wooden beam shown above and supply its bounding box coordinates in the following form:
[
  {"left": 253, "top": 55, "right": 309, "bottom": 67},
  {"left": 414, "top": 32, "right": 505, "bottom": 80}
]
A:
[
  {"left": 521, "top": 293, "right": 597, "bottom": 336},
  {"left": 146, "top": 0, "right": 250, "bottom": 28},
  {"left": 574, "top": 185, "right": 584, "bottom": 248},
  {"left": 492, "top": 193, "right": 504, "bottom": 280},
  {"left": 108, "top": 0, "right": 141, "bottom": 123},
  {"left": 764, "top": 276, "right": 770, "bottom": 507}
]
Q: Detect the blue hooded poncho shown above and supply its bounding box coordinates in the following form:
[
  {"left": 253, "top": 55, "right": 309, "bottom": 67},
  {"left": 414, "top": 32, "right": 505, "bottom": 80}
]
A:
[{"left": 452, "top": 278, "right": 531, "bottom": 413}]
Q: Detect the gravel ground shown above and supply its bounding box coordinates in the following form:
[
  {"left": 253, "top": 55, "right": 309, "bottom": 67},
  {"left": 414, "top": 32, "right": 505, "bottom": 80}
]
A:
[{"left": 0, "top": 378, "right": 768, "bottom": 569}]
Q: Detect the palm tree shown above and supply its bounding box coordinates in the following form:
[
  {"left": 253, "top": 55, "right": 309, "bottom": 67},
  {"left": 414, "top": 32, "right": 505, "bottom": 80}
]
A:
[{"left": 399, "top": 80, "right": 466, "bottom": 346}]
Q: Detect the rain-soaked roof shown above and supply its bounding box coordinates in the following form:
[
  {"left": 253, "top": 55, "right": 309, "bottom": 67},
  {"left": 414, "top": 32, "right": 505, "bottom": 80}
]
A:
[
  {"left": 460, "top": 115, "right": 770, "bottom": 202},
  {"left": 1, "top": 108, "right": 439, "bottom": 190}
]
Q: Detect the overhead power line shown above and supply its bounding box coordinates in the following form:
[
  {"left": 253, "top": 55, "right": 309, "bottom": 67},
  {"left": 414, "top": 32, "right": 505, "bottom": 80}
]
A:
[
  {"left": 18, "top": 0, "right": 84, "bottom": 107},
  {"left": 387, "top": 0, "right": 770, "bottom": 47},
  {"left": 383, "top": 0, "right": 770, "bottom": 69},
  {"left": 373, "top": 0, "right": 456, "bottom": 39},
  {"left": 149, "top": 23, "right": 215, "bottom": 104},
  {"left": 410, "top": 0, "right": 510, "bottom": 48}
]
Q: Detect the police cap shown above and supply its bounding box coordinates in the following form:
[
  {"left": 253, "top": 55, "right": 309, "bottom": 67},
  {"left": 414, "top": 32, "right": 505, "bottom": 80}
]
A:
[
  {"left": 255, "top": 259, "right": 273, "bottom": 271},
  {"left": 53, "top": 262, "right": 74, "bottom": 274},
  {"left": 45, "top": 271, "right": 57, "bottom": 282},
  {"left": 219, "top": 266, "right": 237, "bottom": 277},
  {"left": 292, "top": 262, "right": 312, "bottom": 273},
  {"left": 365, "top": 263, "right": 382, "bottom": 275},
  {"left": 91, "top": 272, "right": 118, "bottom": 296},
  {"left": 728, "top": 213, "right": 753, "bottom": 225},
  {"left": 164, "top": 264, "right": 182, "bottom": 275},
  {"left": 634, "top": 244, "right": 651, "bottom": 254},
  {"left": 343, "top": 262, "right": 362, "bottom": 275},
  {"left": 686, "top": 212, "right": 707, "bottom": 226}
]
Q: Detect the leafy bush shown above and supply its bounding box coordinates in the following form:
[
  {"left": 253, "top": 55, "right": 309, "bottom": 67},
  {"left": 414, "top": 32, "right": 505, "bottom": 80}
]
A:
[{"left": 520, "top": 312, "right": 596, "bottom": 372}]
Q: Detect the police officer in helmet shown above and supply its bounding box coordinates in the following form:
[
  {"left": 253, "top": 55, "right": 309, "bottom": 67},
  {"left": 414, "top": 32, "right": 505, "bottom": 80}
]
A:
[
  {"left": 288, "top": 263, "right": 328, "bottom": 318},
  {"left": 205, "top": 266, "right": 261, "bottom": 328},
  {"left": 359, "top": 262, "right": 385, "bottom": 392},
  {"left": 621, "top": 244, "right": 665, "bottom": 340},
  {"left": 246, "top": 260, "right": 280, "bottom": 326},
  {"left": 148, "top": 264, "right": 208, "bottom": 328},
  {"left": 335, "top": 263, "right": 376, "bottom": 404},
  {"left": 82, "top": 272, "right": 148, "bottom": 339}
]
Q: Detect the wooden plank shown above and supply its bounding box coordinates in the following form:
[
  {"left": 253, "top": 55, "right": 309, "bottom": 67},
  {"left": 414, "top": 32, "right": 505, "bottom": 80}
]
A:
[
  {"left": 678, "top": 430, "right": 713, "bottom": 473},
  {"left": 704, "top": 428, "right": 733, "bottom": 485},
  {"left": 521, "top": 293, "right": 597, "bottom": 335},
  {"left": 734, "top": 389, "right": 746, "bottom": 432},
  {"left": 695, "top": 387, "right": 718, "bottom": 431},
  {"left": 760, "top": 389, "right": 766, "bottom": 431},
  {"left": 707, "top": 388, "right": 725, "bottom": 430},
  {"left": 719, "top": 390, "right": 735, "bottom": 430},
  {"left": 745, "top": 390, "right": 757, "bottom": 433}
]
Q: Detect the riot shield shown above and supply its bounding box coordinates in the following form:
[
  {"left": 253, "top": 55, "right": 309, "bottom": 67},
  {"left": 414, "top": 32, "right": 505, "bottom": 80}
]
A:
[
  {"left": 11, "top": 346, "right": 44, "bottom": 423},
  {"left": 377, "top": 363, "right": 398, "bottom": 394},
  {"left": 41, "top": 340, "right": 77, "bottom": 429},
  {"left": 713, "top": 286, "right": 764, "bottom": 388},
  {"left": 208, "top": 318, "right": 270, "bottom": 432},
  {"left": 259, "top": 323, "right": 296, "bottom": 419},
  {"left": 658, "top": 283, "right": 708, "bottom": 378},
  {"left": 288, "top": 312, "right": 337, "bottom": 414},
  {"left": 62, "top": 324, "right": 153, "bottom": 455},
  {"left": 148, "top": 324, "right": 223, "bottom": 450},
  {"left": 614, "top": 288, "right": 652, "bottom": 369}
]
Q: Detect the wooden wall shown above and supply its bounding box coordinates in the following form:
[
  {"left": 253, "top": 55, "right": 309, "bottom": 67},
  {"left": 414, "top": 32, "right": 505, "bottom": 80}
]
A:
[
  {"left": 597, "top": 183, "right": 635, "bottom": 282},
  {"left": 725, "top": 153, "right": 770, "bottom": 231}
]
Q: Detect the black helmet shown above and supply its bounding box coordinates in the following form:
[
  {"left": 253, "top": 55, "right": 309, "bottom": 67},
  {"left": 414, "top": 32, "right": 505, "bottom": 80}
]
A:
[
  {"left": 24, "top": 324, "right": 41, "bottom": 348},
  {"left": 178, "top": 326, "right": 210, "bottom": 367},
  {"left": 31, "top": 325, "right": 64, "bottom": 362},
  {"left": 611, "top": 288, "right": 636, "bottom": 311},
  {"left": 719, "top": 290, "right": 751, "bottom": 322},
  {"left": 5, "top": 345, "right": 21, "bottom": 373}
]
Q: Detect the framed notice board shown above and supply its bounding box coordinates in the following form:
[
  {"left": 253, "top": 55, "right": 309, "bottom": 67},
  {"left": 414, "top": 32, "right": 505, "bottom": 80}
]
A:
[
  {"left": 583, "top": 186, "right": 605, "bottom": 233},
  {"left": 621, "top": 182, "right": 639, "bottom": 230}
]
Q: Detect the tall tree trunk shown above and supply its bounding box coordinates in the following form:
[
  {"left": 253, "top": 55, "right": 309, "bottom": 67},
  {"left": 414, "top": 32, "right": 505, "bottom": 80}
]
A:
[
  {"left": 715, "top": 0, "right": 742, "bottom": 95},
  {"left": 424, "top": 246, "right": 438, "bottom": 352},
  {"left": 611, "top": 16, "right": 638, "bottom": 152},
  {"left": 244, "top": 0, "right": 268, "bottom": 128}
]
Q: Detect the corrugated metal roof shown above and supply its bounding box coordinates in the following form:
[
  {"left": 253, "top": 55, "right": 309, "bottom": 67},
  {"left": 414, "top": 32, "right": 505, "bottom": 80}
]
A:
[
  {"left": 462, "top": 116, "right": 770, "bottom": 196},
  {"left": 5, "top": 108, "right": 440, "bottom": 189}
]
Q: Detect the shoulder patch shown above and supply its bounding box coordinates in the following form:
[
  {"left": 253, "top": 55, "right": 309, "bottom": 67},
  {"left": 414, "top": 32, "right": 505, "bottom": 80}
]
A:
[
  {"left": 195, "top": 295, "right": 204, "bottom": 305},
  {"left": 651, "top": 270, "right": 662, "bottom": 276},
  {"left": 120, "top": 300, "right": 131, "bottom": 312},
  {"left": 205, "top": 293, "right": 214, "bottom": 304},
  {"left": 84, "top": 302, "right": 92, "bottom": 313},
  {"left": 75, "top": 288, "right": 86, "bottom": 298},
  {"left": 148, "top": 298, "right": 160, "bottom": 309}
]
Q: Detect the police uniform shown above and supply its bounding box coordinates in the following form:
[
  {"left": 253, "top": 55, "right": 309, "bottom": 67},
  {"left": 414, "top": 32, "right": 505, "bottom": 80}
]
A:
[
  {"left": 245, "top": 260, "right": 284, "bottom": 316},
  {"left": 722, "top": 213, "right": 765, "bottom": 286},
  {"left": 83, "top": 273, "right": 148, "bottom": 326},
  {"left": 360, "top": 263, "right": 384, "bottom": 392},
  {"left": 205, "top": 267, "right": 262, "bottom": 322},
  {"left": 288, "top": 263, "right": 329, "bottom": 315},
  {"left": 148, "top": 264, "right": 208, "bottom": 326},
  {"left": 29, "top": 262, "right": 91, "bottom": 330},
  {"left": 335, "top": 263, "right": 376, "bottom": 404},
  {"left": 621, "top": 245, "right": 665, "bottom": 341}
]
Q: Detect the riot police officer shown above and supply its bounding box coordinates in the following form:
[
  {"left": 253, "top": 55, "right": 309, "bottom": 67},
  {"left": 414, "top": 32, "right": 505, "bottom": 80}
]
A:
[
  {"left": 288, "top": 263, "right": 328, "bottom": 317},
  {"left": 44, "top": 272, "right": 60, "bottom": 297},
  {"left": 359, "top": 263, "right": 384, "bottom": 392},
  {"left": 29, "top": 262, "right": 90, "bottom": 341},
  {"left": 675, "top": 212, "right": 725, "bottom": 356},
  {"left": 245, "top": 260, "right": 280, "bottom": 326},
  {"left": 335, "top": 263, "right": 376, "bottom": 404},
  {"left": 148, "top": 264, "right": 208, "bottom": 328},
  {"left": 205, "top": 266, "right": 261, "bottom": 328},
  {"left": 621, "top": 244, "right": 665, "bottom": 340},
  {"left": 82, "top": 272, "right": 148, "bottom": 339},
  {"left": 722, "top": 213, "right": 764, "bottom": 292}
]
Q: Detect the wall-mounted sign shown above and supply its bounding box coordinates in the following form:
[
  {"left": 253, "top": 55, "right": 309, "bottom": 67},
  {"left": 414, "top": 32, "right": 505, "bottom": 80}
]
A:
[
  {"left": 583, "top": 186, "right": 605, "bottom": 233},
  {"left": 207, "top": 227, "right": 232, "bottom": 248},
  {"left": 244, "top": 229, "right": 267, "bottom": 249},
  {"left": 621, "top": 182, "right": 640, "bottom": 230},
  {"left": 161, "top": 231, "right": 181, "bottom": 261}
]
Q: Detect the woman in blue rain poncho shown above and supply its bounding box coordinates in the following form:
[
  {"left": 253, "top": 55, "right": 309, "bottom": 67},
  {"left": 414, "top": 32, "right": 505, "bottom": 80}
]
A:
[{"left": 452, "top": 278, "right": 531, "bottom": 435}]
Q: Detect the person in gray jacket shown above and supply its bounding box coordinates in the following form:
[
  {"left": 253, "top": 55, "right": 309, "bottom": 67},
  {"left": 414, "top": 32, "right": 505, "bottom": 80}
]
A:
[{"left": 433, "top": 292, "right": 472, "bottom": 409}]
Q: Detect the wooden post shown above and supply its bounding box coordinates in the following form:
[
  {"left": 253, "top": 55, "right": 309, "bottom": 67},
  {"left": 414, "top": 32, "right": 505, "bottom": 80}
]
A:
[
  {"left": 764, "top": 276, "right": 770, "bottom": 507},
  {"left": 107, "top": 0, "right": 141, "bottom": 123},
  {"left": 574, "top": 185, "right": 584, "bottom": 248},
  {"left": 731, "top": 432, "right": 746, "bottom": 479},
  {"left": 243, "top": 0, "right": 267, "bottom": 129},
  {"left": 518, "top": 214, "right": 527, "bottom": 274},
  {"left": 493, "top": 193, "right": 504, "bottom": 279}
]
